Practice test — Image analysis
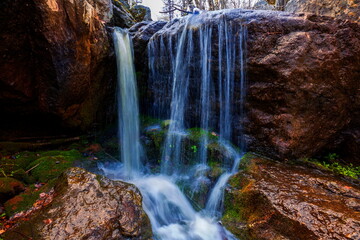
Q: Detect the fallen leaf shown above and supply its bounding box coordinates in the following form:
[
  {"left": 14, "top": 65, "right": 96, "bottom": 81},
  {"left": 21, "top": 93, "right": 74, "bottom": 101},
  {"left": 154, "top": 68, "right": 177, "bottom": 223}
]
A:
[{"left": 43, "top": 218, "right": 53, "bottom": 224}]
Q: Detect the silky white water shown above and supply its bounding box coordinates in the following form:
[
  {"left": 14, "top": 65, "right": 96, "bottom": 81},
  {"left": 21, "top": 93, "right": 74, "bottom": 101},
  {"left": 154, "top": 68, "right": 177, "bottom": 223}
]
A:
[
  {"left": 107, "top": 11, "right": 248, "bottom": 240},
  {"left": 113, "top": 28, "right": 141, "bottom": 179}
]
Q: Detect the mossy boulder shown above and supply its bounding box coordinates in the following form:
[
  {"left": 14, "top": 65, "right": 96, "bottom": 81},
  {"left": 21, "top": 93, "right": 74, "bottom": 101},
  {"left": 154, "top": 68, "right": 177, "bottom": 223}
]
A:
[
  {"left": 130, "top": 5, "right": 152, "bottom": 22},
  {"left": 113, "top": 0, "right": 137, "bottom": 28},
  {"left": 27, "top": 150, "right": 82, "bottom": 183},
  {"left": 0, "top": 177, "right": 25, "bottom": 203},
  {"left": 3, "top": 182, "right": 50, "bottom": 217},
  {"left": 2, "top": 168, "right": 152, "bottom": 240},
  {"left": 222, "top": 156, "right": 360, "bottom": 240}
]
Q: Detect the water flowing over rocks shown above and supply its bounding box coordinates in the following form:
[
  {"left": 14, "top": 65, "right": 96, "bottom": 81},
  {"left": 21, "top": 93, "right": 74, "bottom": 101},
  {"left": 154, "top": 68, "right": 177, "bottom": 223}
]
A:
[
  {"left": 223, "top": 156, "right": 360, "bottom": 240},
  {"left": 0, "top": 0, "right": 148, "bottom": 139},
  {"left": 132, "top": 9, "right": 360, "bottom": 162},
  {"left": 2, "top": 167, "right": 152, "bottom": 240}
]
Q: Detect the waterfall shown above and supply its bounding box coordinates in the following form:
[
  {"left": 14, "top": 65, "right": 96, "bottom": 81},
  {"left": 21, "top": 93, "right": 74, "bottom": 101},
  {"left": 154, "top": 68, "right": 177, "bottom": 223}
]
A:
[
  {"left": 113, "top": 28, "right": 141, "bottom": 178},
  {"left": 108, "top": 23, "right": 240, "bottom": 240},
  {"left": 148, "top": 11, "right": 248, "bottom": 217},
  {"left": 106, "top": 10, "right": 249, "bottom": 240}
]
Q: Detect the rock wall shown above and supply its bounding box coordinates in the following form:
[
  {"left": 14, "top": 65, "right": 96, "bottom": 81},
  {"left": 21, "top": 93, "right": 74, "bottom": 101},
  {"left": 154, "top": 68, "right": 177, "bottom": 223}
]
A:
[{"left": 0, "top": 0, "right": 116, "bottom": 138}]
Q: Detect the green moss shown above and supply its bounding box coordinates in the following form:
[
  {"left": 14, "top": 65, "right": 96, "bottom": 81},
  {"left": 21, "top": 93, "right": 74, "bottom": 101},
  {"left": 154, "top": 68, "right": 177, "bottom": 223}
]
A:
[
  {"left": 187, "top": 128, "right": 219, "bottom": 142},
  {"left": 161, "top": 120, "right": 172, "bottom": 129},
  {"left": 140, "top": 115, "right": 162, "bottom": 128},
  {"left": 27, "top": 150, "right": 82, "bottom": 183},
  {"left": 238, "top": 152, "right": 258, "bottom": 171},
  {"left": 4, "top": 180, "right": 56, "bottom": 217},
  {"left": 0, "top": 177, "right": 24, "bottom": 195},
  {"left": 303, "top": 157, "right": 360, "bottom": 179}
]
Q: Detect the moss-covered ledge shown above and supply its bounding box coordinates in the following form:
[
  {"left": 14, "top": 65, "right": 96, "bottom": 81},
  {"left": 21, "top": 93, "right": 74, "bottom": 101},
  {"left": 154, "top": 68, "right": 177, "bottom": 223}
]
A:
[{"left": 222, "top": 155, "right": 360, "bottom": 240}]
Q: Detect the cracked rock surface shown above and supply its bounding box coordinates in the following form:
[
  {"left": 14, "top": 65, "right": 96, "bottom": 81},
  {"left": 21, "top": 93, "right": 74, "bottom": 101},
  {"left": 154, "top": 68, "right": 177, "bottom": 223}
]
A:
[
  {"left": 223, "top": 157, "right": 360, "bottom": 240},
  {"left": 3, "top": 167, "right": 152, "bottom": 240}
]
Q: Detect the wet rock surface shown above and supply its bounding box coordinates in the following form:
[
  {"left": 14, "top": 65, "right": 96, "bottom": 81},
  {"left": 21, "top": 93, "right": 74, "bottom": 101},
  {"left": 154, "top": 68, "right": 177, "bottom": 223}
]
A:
[
  {"left": 2, "top": 167, "right": 152, "bottom": 240},
  {"left": 285, "top": 0, "right": 360, "bottom": 23},
  {"left": 222, "top": 157, "right": 360, "bottom": 240},
  {"left": 132, "top": 9, "right": 360, "bottom": 161},
  {"left": 129, "top": 21, "right": 167, "bottom": 112}
]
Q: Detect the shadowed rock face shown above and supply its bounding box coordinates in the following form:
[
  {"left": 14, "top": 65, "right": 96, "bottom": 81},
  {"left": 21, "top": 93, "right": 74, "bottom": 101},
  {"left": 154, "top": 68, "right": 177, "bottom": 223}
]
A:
[
  {"left": 223, "top": 157, "right": 360, "bottom": 240},
  {"left": 131, "top": 9, "right": 360, "bottom": 162},
  {"left": 0, "top": 0, "right": 116, "bottom": 138},
  {"left": 285, "top": 0, "right": 360, "bottom": 23},
  {"left": 3, "top": 168, "right": 152, "bottom": 240}
]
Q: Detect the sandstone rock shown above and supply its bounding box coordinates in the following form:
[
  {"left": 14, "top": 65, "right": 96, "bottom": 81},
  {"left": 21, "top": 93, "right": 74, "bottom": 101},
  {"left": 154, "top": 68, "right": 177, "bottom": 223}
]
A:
[
  {"left": 223, "top": 156, "right": 360, "bottom": 240},
  {"left": 285, "top": 0, "right": 360, "bottom": 23},
  {"left": 2, "top": 168, "right": 152, "bottom": 240}
]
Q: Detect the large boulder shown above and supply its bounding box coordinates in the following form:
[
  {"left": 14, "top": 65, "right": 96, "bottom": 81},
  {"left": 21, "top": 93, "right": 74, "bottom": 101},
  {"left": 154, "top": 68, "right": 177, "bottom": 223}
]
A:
[
  {"left": 0, "top": 0, "right": 116, "bottom": 138},
  {"left": 223, "top": 156, "right": 360, "bottom": 240},
  {"left": 130, "top": 5, "right": 152, "bottom": 22},
  {"left": 245, "top": 12, "right": 360, "bottom": 161},
  {"left": 2, "top": 168, "right": 152, "bottom": 240},
  {"left": 285, "top": 0, "right": 360, "bottom": 23},
  {"left": 112, "top": 0, "right": 137, "bottom": 27},
  {"left": 132, "top": 9, "right": 360, "bottom": 162}
]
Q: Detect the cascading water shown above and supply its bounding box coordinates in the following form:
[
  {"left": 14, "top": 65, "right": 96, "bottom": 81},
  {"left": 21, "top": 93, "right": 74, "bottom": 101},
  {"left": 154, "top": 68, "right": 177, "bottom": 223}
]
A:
[
  {"left": 148, "top": 11, "right": 247, "bottom": 218},
  {"left": 113, "top": 28, "right": 142, "bottom": 179},
  {"left": 105, "top": 10, "right": 248, "bottom": 240}
]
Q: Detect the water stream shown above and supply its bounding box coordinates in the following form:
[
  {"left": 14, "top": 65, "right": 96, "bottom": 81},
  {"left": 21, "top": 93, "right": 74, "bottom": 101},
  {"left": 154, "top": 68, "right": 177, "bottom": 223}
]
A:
[
  {"left": 113, "top": 28, "right": 142, "bottom": 179},
  {"left": 105, "top": 12, "right": 247, "bottom": 239}
]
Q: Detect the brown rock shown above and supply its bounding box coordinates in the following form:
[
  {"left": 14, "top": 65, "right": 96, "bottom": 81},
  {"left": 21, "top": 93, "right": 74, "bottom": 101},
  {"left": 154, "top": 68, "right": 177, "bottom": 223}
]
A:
[
  {"left": 2, "top": 167, "right": 152, "bottom": 240},
  {"left": 223, "top": 157, "right": 360, "bottom": 240},
  {"left": 0, "top": 0, "right": 116, "bottom": 137},
  {"left": 245, "top": 12, "right": 360, "bottom": 160},
  {"left": 285, "top": 0, "right": 360, "bottom": 23}
]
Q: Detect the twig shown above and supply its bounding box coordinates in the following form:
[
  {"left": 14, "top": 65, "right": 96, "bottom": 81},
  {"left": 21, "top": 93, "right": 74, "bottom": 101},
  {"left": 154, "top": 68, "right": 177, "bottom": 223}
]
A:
[
  {"left": 160, "top": 6, "right": 191, "bottom": 14},
  {"left": 25, "top": 163, "right": 41, "bottom": 174}
]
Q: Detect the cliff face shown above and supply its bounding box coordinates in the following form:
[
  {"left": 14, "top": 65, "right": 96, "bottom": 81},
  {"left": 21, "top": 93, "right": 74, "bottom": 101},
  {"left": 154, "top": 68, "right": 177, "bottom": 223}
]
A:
[
  {"left": 0, "top": 0, "right": 116, "bottom": 137},
  {"left": 132, "top": 10, "right": 360, "bottom": 162}
]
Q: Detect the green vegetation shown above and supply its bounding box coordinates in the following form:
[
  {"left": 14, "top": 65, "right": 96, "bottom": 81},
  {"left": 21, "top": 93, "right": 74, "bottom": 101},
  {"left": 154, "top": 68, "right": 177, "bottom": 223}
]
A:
[
  {"left": 187, "top": 128, "right": 219, "bottom": 142},
  {"left": 4, "top": 180, "right": 56, "bottom": 217},
  {"left": 140, "top": 115, "right": 162, "bottom": 128},
  {"left": 190, "top": 145, "right": 198, "bottom": 153},
  {"left": 27, "top": 150, "right": 82, "bottom": 182},
  {"left": 0, "top": 149, "right": 82, "bottom": 217},
  {"left": 303, "top": 153, "right": 360, "bottom": 179}
]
